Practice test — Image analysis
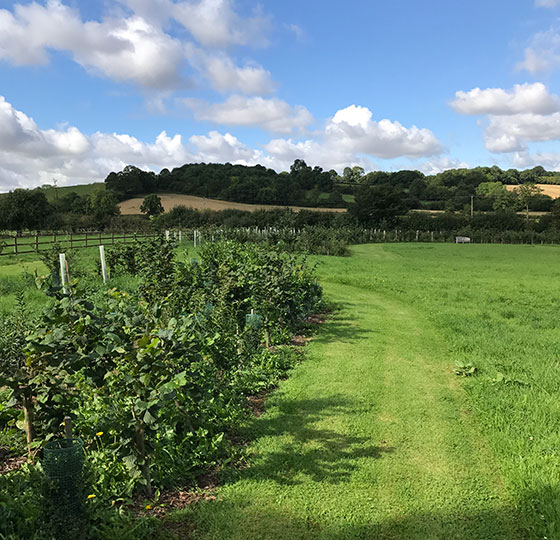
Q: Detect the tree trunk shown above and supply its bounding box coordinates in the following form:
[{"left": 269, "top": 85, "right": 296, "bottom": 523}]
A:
[{"left": 135, "top": 424, "right": 152, "bottom": 498}]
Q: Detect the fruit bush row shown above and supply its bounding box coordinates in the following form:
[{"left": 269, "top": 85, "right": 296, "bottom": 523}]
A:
[{"left": 0, "top": 238, "right": 323, "bottom": 539}]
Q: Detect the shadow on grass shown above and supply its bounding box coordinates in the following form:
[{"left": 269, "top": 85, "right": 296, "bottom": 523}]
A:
[
  {"left": 162, "top": 486, "right": 556, "bottom": 540},
  {"left": 228, "top": 395, "right": 394, "bottom": 487},
  {"left": 313, "top": 302, "right": 374, "bottom": 344}
]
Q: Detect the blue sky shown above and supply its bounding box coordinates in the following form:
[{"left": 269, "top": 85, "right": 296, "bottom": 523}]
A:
[{"left": 1, "top": 0, "right": 560, "bottom": 190}]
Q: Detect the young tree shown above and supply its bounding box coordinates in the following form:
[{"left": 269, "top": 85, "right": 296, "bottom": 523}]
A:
[
  {"left": 140, "top": 194, "right": 164, "bottom": 216},
  {"left": 0, "top": 189, "right": 53, "bottom": 232},
  {"left": 349, "top": 184, "right": 407, "bottom": 225},
  {"left": 89, "top": 190, "right": 121, "bottom": 224},
  {"left": 517, "top": 183, "right": 542, "bottom": 221}
]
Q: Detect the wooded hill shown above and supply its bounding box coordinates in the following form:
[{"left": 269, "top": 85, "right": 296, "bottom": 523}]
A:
[{"left": 103, "top": 161, "right": 560, "bottom": 212}]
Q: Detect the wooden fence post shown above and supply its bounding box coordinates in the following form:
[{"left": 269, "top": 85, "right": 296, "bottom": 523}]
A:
[{"left": 13, "top": 235, "right": 18, "bottom": 254}]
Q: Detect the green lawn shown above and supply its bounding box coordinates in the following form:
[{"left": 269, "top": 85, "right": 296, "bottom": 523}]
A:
[{"left": 160, "top": 243, "right": 559, "bottom": 539}]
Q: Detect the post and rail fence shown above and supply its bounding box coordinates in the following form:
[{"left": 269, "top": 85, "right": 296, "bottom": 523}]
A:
[{"left": 0, "top": 231, "right": 158, "bottom": 256}]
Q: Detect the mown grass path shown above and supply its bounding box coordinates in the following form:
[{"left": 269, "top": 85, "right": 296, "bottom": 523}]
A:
[{"left": 174, "top": 247, "right": 524, "bottom": 539}]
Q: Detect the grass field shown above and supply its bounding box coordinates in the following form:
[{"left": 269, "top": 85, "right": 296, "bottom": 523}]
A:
[
  {"left": 42, "top": 182, "right": 105, "bottom": 201},
  {"left": 158, "top": 243, "right": 560, "bottom": 539},
  {"left": 1, "top": 243, "right": 559, "bottom": 539},
  {"left": 119, "top": 194, "right": 347, "bottom": 215}
]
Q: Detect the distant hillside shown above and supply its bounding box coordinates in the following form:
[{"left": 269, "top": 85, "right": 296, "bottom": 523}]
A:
[
  {"left": 120, "top": 194, "right": 346, "bottom": 214},
  {"left": 505, "top": 184, "right": 560, "bottom": 199},
  {"left": 42, "top": 182, "right": 105, "bottom": 201}
]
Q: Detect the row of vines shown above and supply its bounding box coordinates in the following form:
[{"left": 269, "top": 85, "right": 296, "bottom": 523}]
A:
[{"left": 0, "top": 237, "right": 323, "bottom": 539}]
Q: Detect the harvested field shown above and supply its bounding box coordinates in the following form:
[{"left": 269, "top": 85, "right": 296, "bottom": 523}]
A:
[
  {"left": 505, "top": 183, "right": 560, "bottom": 198},
  {"left": 119, "top": 193, "right": 347, "bottom": 215}
]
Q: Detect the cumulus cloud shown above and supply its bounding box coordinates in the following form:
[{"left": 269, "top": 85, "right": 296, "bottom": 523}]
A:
[
  {"left": 417, "top": 157, "right": 470, "bottom": 176},
  {"left": 451, "top": 83, "right": 560, "bottom": 115},
  {"left": 0, "top": 97, "right": 445, "bottom": 191},
  {"left": 199, "top": 53, "right": 275, "bottom": 94},
  {"left": 325, "top": 105, "right": 443, "bottom": 159},
  {"left": 182, "top": 95, "right": 313, "bottom": 133},
  {"left": 172, "top": 0, "right": 271, "bottom": 48},
  {"left": 0, "top": 0, "right": 274, "bottom": 92},
  {"left": 0, "top": 95, "right": 193, "bottom": 189},
  {"left": 485, "top": 112, "right": 560, "bottom": 152},
  {"left": 0, "top": 1, "right": 189, "bottom": 89},
  {"left": 517, "top": 27, "right": 560, "bottom": 74},
  {"left": 513, "top": 150, "right": 560, "bottom": 170},
  {"left": 451, "top": 83, "right": 560, "bottom": 154},
  {"left": 189, "top": 131, "right": 263, "bottom": 163},
  {"left": 261, "top": 105, "right": 443, "bottom": 171}
]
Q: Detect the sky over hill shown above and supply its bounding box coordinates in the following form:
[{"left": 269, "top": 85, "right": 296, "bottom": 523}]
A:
[{"left": 1, "top": 0, "right": 560, "bottom": 190}]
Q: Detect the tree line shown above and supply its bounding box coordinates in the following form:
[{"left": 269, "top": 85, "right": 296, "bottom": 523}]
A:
[{"left": 2, "top": 161, "right": 560, "bottom": 234}]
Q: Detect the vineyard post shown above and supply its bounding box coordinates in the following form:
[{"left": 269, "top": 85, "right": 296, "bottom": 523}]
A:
[
  {"left": 99, "top": 245, "right": 108, "bottom": 283},
  {"left": 431, "top": 231, "right": 434, "bottom": 242},
  {"left": 179, "top": 230, "right": 182, "bottom": 243},
  {"left": 70, "top": 233, "right": 73, "bottom": 249},
  {"left": 35, "top": 232, "right": 39, "bottom": 252},
  {"left": 59, "top": 253, "right": 69, "bottom": 294},
  {"left": 84, "top": 232, "right": 88, "bottom": 248},
  {"left": 13, "top": 235, "right": 17, "bottom": 254},
  {"left": 416, "top": 230, "right": 419, "bottom": 242},
  {"left": 194, "top": 230, "right": 197, "bottom": 248}
]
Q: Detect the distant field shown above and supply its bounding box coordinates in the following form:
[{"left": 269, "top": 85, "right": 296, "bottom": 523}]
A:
[
  {"left": 119, "top": 193, "right": 347, "bottom": 214},
  {"left": 42, "top": 182, "right": 105, "bottom": 201},
  {"left": 506, "top": 183, "right": 560, "bottom": 198}
]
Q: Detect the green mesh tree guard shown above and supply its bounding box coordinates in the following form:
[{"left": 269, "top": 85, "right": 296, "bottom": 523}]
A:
[{"left": 42, "top": 438, "right": 85, "bottom": 537}]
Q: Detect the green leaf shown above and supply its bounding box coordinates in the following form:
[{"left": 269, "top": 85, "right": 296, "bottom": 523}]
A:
[{"left": 143, "top": 410, "right": 157, "bottom": 425}]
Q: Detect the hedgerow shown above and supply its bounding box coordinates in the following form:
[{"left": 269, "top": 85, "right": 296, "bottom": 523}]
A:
[{"left": 0, "top": 238, "right": 323, "bottom": 538}]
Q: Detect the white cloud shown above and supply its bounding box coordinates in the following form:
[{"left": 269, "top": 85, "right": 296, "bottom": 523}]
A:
[
  {"left": 535, "top": 0, "right": 560, "bottom": 7},
  {"left": 182, "top": 95, "right": 313, "bottom": 133},
  {"left": 197, "top": 53, "right": 275, "bottom": 94},
  {"left": 513, "top": 151, "right": 560, "bottom": 170},
  {"left": 451, "top": 83, "right": 560, "bottom": 154},
  {"left": 262, "top": 105, "right": 443, "bottom": 170},
  {"left": 172, "top": 0, "right": 270, "bottom": 48},
  {"left": 189, "top": 131, "right": 264, "bottom": 164},
  {"left": 326, "top": 105, "right": 443, "bottom": 159},
  {"left": 0, "top": 1, "right": 274, "bottom": 93},
  {"left": 0, "top": 95, "right": 193, "bottom": 189},
  {"left": 0, "top": 1, "right": 188, "bottom": 89},
  {"left": 517, "top": 27, "right": 560, "bottom": 74},
  {"left": 450, "top": 83, "right": 560, "bottom": 115},
  {"left": 417, "top": 157, "right": 470, "bottom": 176},
  {"left": 485, "top": 112, "right": 560, "bottom": 152},
  {"left": 0, "top": 97, "right": 444, "bottom": 191}
]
